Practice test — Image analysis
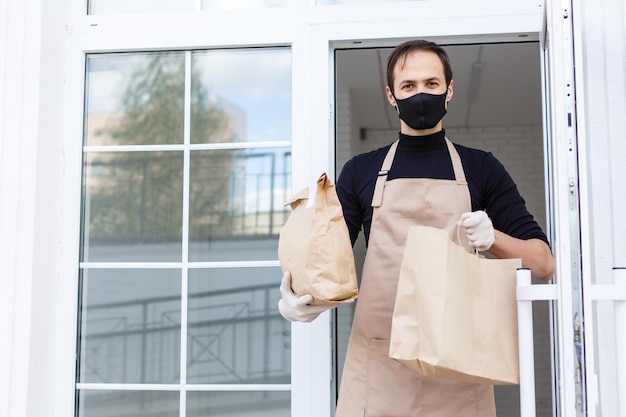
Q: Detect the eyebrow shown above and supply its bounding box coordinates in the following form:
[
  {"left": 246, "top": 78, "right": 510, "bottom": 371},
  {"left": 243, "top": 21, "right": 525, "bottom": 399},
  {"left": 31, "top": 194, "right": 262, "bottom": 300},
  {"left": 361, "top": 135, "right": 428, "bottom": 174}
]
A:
[{"left": 397, "top": 76, "right": 442, "bottom": 85}]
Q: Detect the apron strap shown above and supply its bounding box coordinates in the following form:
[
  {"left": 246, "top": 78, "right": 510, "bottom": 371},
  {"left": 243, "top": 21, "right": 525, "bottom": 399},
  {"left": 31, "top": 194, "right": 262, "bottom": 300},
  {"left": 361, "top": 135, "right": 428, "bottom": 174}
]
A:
[
  {"left": 371, "top": 138, "right": 467, "bottom": 208},
  {"left": 445, "top": 137, "right": 467, "bottom": 184},
  {"left": 371, "top": 140, "right": 399, "bottom": 207}
]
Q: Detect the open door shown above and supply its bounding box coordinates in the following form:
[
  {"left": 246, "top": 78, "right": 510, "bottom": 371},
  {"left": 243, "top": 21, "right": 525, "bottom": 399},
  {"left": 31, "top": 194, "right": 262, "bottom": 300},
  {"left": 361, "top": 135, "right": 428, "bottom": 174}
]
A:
[
  {"left": 541, "top": 0, "right": 588, "bottom": 415},
  {"left": 333, "top": 39, "right": 555, "bottom": 417}
]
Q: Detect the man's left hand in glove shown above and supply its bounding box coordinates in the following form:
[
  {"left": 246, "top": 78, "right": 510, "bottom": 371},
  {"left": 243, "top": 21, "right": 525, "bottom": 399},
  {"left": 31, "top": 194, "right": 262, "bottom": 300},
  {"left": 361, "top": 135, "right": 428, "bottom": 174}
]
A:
[{"left": 458, "top": 210, "right": 495, "bottom": 251}]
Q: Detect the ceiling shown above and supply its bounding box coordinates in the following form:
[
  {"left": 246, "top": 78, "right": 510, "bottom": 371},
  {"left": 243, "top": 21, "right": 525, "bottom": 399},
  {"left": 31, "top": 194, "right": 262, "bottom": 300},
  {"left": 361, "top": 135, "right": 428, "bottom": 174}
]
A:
[{"left": 335, "top": 41, "right": 543, "bottom": 130}]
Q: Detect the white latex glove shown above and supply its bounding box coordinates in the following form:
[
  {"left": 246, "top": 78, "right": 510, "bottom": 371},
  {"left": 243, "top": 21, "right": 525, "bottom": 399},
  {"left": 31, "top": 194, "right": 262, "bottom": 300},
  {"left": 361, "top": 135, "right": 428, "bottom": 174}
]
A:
[
  {"left": 277, "top": 271, "right": 338, "bottom": 323},
  {"left": 458, "top": 210, "right": 495, "bottom": 251}
]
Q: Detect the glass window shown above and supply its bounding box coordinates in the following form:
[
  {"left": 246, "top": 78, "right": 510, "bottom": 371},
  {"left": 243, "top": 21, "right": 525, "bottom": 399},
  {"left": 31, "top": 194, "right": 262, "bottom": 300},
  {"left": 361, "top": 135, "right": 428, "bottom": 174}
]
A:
[
  {"left": 317, "top": 0, "right": 418, "bottom": 3},
  {"left": 85, "top": 53, "right": 186, "bottom": 146},
  {"left": 77, "top": 269, "right": 182, "bottom": 384},
  {"left": 87, "top": 0, "right": 417, "bottom": 14},
  {"left": 78, "top": 47, "right": 291, "bottom": 417},
  {"left": 186, "top": 391, "right": 290, "bottom": 417},
  {"left": 81, "top": 151, "right": 184, "bottom": 262},
  {"left": 189, "top": 148, "right": 290, "bottom": 262},
  {"left": 187, "top": 268, "right": 289, "bottom": 384},
  {"left": 88, "top": 0, "right": 195, "bottom": 15},
  {"left": 88, "top": 0, "right": 309, "bottom": 14},
  {"left": 77, "top": 390, "right": 180, "bottom": 417},
  {"left": 202, "top": 0, "right": 308, "bottom": 10},
  {"left": 191, "top": 49, "right": 291, "bottom": 144}
]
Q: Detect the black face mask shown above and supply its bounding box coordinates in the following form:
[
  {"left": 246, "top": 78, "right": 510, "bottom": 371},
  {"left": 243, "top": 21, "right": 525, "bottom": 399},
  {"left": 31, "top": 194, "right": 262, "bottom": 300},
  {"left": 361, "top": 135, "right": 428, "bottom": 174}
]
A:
[{"left": 393, "top": 91, "right": 448, "bottom": 130}]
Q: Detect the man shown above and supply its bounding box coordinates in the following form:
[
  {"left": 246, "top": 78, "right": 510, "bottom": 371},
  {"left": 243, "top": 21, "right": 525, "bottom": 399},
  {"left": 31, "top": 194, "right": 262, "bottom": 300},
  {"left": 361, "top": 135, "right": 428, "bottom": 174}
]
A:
[{"left": 279, "top": 39, "right": 555, "bottom": 416}]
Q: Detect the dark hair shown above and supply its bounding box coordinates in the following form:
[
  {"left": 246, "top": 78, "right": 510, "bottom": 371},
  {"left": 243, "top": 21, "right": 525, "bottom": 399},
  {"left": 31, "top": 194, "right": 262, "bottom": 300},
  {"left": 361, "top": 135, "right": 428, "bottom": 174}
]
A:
[{"left": 386, "top": 39, "right": 453, "bottom": 93}]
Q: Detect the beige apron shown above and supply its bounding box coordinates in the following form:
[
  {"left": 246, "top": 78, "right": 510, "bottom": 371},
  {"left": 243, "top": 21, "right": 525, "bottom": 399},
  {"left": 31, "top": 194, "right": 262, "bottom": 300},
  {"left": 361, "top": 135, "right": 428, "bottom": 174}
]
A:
[{"left": 335, "top": 139, "right": 496, "bottom": 417}]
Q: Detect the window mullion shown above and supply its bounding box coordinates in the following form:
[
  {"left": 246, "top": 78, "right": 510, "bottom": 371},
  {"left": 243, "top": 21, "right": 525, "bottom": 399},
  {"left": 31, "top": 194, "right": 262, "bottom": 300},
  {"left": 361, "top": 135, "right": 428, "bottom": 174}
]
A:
[{"left": 180, "top": 50, "right": 193, "bottom": 417}]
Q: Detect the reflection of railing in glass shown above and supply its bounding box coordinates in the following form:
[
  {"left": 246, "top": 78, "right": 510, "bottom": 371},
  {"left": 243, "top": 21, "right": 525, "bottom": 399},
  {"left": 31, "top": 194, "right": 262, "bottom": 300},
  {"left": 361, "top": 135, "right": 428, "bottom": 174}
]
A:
[
  {"left": 80, "top": 283, "right": 290, "bottom": 385},
  {"left": 202, "top": 150, "right": 291, "bottom": 239},
  {"left": 84, "top": 150, "right": 291, "bottom": 244}
]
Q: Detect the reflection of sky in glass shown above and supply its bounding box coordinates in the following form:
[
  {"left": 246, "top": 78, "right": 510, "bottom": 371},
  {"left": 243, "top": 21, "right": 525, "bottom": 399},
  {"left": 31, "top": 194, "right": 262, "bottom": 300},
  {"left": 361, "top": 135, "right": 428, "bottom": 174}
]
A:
[
  {"left": 203, "top": 0, "right": 307, "bottom": 9},
  {"left": 88, "top": 0, "right": 417, "bottom": 13},
  {"left": 89, "top": 0, "right": 195, "bottom": 14},
  {"left": 194, "top": 48, "right": 291, "bottom": 143},
  {"left": 86, "top": 50, "right": 291, "bottom": 144},
  {"left": 86, "top": 53, "right": 173, "bottom": 115},
  {"left": 317, "top": 0, "right": 418, "bottom": 3},
  {"left": 86, "top": 55, "right": 123, "bottom": 114}
]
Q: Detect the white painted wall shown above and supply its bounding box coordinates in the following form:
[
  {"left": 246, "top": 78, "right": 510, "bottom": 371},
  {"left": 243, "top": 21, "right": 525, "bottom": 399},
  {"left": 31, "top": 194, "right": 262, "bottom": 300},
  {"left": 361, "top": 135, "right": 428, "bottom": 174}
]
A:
[
  {"left": 0, "top": 0, "right": 73, "bottom": 416},
  {"left": 574, "top": 0, "right": 626, "bottom": 415}
]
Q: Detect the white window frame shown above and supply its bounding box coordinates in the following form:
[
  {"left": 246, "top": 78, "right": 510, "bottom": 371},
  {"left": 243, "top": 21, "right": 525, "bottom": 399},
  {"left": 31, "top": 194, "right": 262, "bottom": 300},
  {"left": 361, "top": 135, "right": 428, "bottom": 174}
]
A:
[{"left": 56, "top": 2, "right": 583, "bottom": 417}]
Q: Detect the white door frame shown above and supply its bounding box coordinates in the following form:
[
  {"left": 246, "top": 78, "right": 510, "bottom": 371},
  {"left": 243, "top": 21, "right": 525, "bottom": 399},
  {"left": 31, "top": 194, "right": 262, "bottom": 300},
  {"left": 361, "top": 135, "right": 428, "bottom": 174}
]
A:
[{"left": 303, "top": 4, "right": 563, "bottom": 416}]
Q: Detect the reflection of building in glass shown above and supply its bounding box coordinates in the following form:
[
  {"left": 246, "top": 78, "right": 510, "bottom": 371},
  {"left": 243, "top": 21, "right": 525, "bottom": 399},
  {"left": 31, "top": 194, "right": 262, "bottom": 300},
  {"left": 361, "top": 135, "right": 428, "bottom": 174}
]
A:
[
  {"left": 83, "top": 96, "right": 290, "bottom": 248},
  {"left": 207, "top": 93, "right": 246, "bottom": 142},
  {"left": 84, "top": 93, "right": 243, "bottom": 146}
]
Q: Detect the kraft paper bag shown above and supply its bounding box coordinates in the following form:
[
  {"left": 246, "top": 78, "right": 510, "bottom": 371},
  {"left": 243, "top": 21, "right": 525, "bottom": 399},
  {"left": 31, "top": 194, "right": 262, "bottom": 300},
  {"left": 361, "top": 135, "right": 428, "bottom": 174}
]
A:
[
  {"left": 278, "top": 173, "right": 358, "bottom": 306},
  {"left": 389, "top": 225, "right": 521, "bottom": 385}
]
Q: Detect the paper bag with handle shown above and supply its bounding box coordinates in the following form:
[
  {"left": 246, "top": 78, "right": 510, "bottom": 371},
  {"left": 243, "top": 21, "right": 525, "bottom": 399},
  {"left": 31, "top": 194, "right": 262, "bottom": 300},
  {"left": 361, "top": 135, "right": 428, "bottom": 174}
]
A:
[
  {"left": 278, "top": 173, "right": 358, "bottom": 306},
  {"left": 389, "top": 225, "right": 521, "bottom": 385}
]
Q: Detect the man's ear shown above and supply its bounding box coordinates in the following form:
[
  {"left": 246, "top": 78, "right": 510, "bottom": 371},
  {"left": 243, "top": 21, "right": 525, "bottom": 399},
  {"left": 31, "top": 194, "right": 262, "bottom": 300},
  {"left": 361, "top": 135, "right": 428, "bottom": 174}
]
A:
[
  {"left": 446, "top": 79, "right": 454, "bottom": 102},
  {"left": 386, "top": 86, "right": 397, "bottom": 107}
]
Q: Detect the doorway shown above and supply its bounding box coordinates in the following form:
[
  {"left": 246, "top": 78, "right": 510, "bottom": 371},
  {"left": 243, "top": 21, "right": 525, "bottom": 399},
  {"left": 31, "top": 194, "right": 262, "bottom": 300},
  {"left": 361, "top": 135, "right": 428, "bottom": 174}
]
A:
[{"left": 333, "top": 41, "right": 553, "bottom": 417}]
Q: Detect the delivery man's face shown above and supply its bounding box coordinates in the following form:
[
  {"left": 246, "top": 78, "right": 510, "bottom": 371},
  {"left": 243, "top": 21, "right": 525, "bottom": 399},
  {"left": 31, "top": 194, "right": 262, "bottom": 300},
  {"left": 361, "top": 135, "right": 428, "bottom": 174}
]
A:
[{"left": 385, "top": 50, "right": 453, "bottom": 106}]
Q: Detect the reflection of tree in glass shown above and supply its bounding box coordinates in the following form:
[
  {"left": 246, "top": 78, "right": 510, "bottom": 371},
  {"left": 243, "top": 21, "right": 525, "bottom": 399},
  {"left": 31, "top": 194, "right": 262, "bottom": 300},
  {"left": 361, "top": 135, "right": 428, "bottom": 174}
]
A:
[
  {"left": 112, "top": 53, "right": 184, "bottom": 145},
  {"left": 86, "top": 53, "right": 237, "bottom": 246},
  {"left": 111, "top": 52, "right": 229, "bottom": 145},
  {"left": 86, "top": 151, "right": 184, "bottom": 245}
]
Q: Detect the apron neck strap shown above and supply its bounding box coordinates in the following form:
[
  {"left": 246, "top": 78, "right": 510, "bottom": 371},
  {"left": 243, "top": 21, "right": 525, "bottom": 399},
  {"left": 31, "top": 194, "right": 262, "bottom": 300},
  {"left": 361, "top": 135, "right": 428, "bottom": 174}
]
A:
[
  {"left": 371, "top": 140, "right": 399, "bottom": 207},
  {"left": 371, "top": 137, "right": 467, "bottom": 208},
  {"left": 445, "top": 138, "right": 467, "bottom": 183}
]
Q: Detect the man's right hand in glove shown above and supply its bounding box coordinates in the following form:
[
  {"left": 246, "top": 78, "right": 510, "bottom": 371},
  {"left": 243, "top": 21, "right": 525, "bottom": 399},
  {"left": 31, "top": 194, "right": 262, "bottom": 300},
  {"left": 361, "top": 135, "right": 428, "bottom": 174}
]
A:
[{"left": 278, "top": 271, "right": 338, "bottom": 323}]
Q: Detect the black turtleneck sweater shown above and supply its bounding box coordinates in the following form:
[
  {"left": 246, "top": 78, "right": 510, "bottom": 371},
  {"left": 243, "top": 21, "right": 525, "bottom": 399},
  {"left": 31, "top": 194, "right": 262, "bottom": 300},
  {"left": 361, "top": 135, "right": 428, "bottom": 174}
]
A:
[{"left": 336, "top": 130, "right": 549, "bottom": 247}]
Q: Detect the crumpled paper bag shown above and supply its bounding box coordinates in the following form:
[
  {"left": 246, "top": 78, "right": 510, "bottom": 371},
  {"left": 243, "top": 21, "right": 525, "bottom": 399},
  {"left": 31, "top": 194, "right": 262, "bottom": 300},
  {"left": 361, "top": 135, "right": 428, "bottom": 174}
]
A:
[{"left": 278, "top": 173, "right": 358, "bottom": 305}]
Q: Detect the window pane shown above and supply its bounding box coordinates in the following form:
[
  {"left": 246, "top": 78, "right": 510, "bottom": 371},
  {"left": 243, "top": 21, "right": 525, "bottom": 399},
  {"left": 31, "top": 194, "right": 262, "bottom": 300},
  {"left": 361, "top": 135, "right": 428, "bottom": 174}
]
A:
[
  {"left": 188, "top": 147, "right": 290, "bottom": 262},
  {"left": 191, "top": 49, "right": 291, "bottom": 143},
  {"left": 88, "top": 0, "right": 195, "bottom": 15},
  {"left": 317, "top": 0, "right": 417, "bottom": 3},
  {"left": 201, "top": 0, "right": 307, "bottom": 9},
  {"left": 187, "top": 391, "right": 290, "bottom": 417},
  {"left": 81, "top": 151, "right": 184, "bottom": 262},
  {"left": 77, "top": 269, "right": 181, "bottom": 384},
  {"left": 77, "top": 390, "right": 179, "bottom": 416},
  {"left": 187, "top": 268, "right": 289, "bottom": 384},
  {"left": 85, "top": 53, "right": 185, "bottom": 146},
  {"left": 89, "top": 0, "right": 310, "bottom": 13}
]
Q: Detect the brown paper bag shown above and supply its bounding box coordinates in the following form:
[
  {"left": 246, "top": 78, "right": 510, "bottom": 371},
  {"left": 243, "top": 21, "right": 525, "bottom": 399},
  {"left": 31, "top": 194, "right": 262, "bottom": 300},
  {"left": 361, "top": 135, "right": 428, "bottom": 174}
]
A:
[
  {"left": 278, "top": 173, "right": 358, "bottom": 306},
  {"left": 389, "top": 225, "right": 521, "bottom": 385}
]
